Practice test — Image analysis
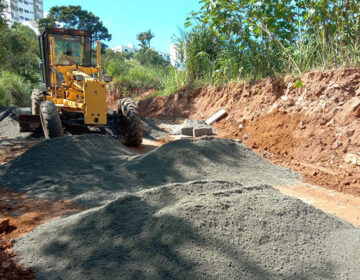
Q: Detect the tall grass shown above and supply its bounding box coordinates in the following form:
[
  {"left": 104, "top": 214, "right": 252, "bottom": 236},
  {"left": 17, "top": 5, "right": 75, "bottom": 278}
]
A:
[
  {"left": 159, "top": 67, "right": 187, "bottom": 96},
  {"left": 174, "top": 1, "right": 360, "bottom": 86},
  {"left": 110, "top": 60, "right": 167, "bottom": 94}
]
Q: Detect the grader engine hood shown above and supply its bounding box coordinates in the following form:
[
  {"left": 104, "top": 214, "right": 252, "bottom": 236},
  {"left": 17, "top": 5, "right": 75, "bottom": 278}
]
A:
[{"left": 83, "top": 79, "right": 107, "bottom": 125}]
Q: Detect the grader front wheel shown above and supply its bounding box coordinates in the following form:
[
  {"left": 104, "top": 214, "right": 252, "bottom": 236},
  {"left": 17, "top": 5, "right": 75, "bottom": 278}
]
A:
[
  {"left": 31, "top": 89, "right": 44, "bottom": 115},
  {"left": 39, "top": 101, "right": 63, "bottom": 139},
  {"left": 118, "top": 98, "right": 143, "bottom": 146}
]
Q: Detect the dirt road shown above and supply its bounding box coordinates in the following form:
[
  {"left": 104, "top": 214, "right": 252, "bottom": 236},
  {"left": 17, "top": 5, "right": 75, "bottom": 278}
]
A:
[
  {"left": 0, "top": 133, "right": 358, "bottom": 280},
  {"left": 1, "top": 68, "right": 360, "bottom": 280}
]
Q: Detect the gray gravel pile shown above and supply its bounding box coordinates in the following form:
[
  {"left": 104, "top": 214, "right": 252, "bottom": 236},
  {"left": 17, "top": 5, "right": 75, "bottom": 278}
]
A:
[
  {"left": 141, "top": 118, "right": 167, "bottom": 140},
  {"left": 3, "top": 134, "right": 359, "bottom": 279},
  {"left": 158, "top": 119, "right": 213, "bottom": 135},
  {"left": 15, "top": 180, "right": 360, "bottom": 280},
  {"left": 0, "top": 106, "right": 32, "bottom": 138},
  {"left": 0, "top": 135, "right": 300, "bottom": 206}
]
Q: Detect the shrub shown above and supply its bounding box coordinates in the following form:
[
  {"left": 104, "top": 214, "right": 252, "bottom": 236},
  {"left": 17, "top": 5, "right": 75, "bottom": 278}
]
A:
[
  {"left": 134, "top": 48, "right": 169, "bottom": 68},
  {"left": 160, "top": 66, "right": 187, "bottom": 96},
  {"left": 114, "top": 63, "right": 166, "bottom": 91},
  {"left": 0, "top": 71, "right": 32, "bottom": 107}
]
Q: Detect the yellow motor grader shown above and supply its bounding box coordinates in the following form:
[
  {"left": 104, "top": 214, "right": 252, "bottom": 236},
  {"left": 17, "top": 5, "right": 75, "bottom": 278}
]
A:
[{"left": 19, "top": 27, "right": 142, "bottom": 146}]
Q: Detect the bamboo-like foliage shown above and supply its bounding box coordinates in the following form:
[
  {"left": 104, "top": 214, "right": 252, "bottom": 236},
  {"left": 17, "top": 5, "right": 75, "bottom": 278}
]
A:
[{"left": 178, "top": 0, "right": 360, "bottom": 84}]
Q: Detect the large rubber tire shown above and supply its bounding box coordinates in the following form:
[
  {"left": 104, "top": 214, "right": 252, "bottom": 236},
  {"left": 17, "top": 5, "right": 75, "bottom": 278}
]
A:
[
  {"left": 31, "top": 89, "right": 44, "bottom": 115},
  {"left": 39, "top": 101, "right": 63, "bottom": 139},
  {"left": 119, "top": 98, "right": 143, "bottom": 146}
]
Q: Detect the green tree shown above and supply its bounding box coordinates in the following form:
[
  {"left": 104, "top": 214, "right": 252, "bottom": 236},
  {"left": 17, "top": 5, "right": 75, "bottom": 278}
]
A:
[
  {"left": 136, "top": 29, "right": 155, "bottom": 48},
  {"left": 186, "top": 0, "right": 360, "bottom": 77},
  {"left": 136, "top": 32, "right": 147, "bottom": 48},
  {"left": 0, "top": 0, "right": 7, "bottom": 28},
  {"left": 144, "top": 29, "right": 155, "bottom": 48},
  {"left": 0, "top": 23, "right": 40, "bottom": 84},
  {"left": 134, "top": 48, "right": 169, "bottom": 68},
  {"left": 38, "top": 5, "right": 111, "bottom": 45}
]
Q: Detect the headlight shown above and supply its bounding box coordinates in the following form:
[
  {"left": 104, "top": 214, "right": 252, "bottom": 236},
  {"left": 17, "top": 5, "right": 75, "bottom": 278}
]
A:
[
  {"left": 73, "top": 74, "right": 83, "bottom": 81},
  {"left": 103, "top": 76, "right": 113, "bottom": 82}
]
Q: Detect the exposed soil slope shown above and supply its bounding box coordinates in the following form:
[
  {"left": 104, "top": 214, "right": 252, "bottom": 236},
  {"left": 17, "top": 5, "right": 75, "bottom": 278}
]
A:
[{"left": 138, "top": 67, "right": 360, "bottom": 195}]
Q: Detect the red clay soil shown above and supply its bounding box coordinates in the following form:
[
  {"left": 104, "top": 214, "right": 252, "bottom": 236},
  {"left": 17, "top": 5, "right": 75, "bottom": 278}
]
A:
[
  {"left": 106, "top": 88, "right": 157, "bottom": 112},
  {"left": 0, "top": 188, "right": 83, "bottom": 279},
  {"left": 0, "top": 148, "right": 84, "bottom": 279},
  {"left": 0, "top": 140, "right": 39, "bottom": 165},
  {"left": 136, "top": 67, "right": 360, "bottom": 196}
]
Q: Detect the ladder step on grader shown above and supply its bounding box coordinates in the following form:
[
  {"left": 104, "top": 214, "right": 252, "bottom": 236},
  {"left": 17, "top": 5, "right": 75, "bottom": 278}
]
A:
[{"left": 19, "top": 27, "right": 142, "bottom": 146}]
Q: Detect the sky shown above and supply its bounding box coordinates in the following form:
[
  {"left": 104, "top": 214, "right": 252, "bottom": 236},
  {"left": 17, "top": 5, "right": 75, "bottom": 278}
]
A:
[{"left": 43, "top": 0, "right": 202, "bottom": 53}]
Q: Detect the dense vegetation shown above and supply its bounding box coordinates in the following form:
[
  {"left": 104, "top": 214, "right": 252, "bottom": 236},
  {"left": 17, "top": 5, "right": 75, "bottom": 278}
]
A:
[
  {"left": 1, "top": 1, "right": 359, "bottom": 107},
  {"left": 38, "top": 5, "right": 111, "bottom": 48},
  {"left": 0, "top": 21, "right": 40, "bottom": 107},
  {"left": 107, "top": 0, "right": 360, "bottom": 95},
  {"left": 178, "top": 0, "right": 360, "bottom": 84}
]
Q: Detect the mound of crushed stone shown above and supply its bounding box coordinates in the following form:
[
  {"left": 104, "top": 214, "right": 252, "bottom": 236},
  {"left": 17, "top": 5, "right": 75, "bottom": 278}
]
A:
[
  {"left": 15, "top": 180, "right": 360, "bottom": 280},
  {"left": 141, "top": 118, "right": 167, "bottom": 140},
  {"left": 0, "top": 135, "right": 300, "bottom": 206},
  {"left": 0, "top": 106, "right": 32, "bottom": 139},
  {"left": 159, "top": 118, "right": 213, "bottom": 135}
]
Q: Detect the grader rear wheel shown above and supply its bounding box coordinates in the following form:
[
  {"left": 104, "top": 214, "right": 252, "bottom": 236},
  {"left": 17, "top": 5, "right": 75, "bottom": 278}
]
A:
[
  {"left": 118, "top": 98, "right": 143, "bottom": 146},
  {"left": 39, "top": 101, "right": 63, "bottom": 139}
]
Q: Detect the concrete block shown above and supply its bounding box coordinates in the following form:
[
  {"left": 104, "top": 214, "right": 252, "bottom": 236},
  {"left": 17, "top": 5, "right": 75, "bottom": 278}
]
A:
[
  {"left": 193, "top": 127, "right": 213, "bottom": 137},
  {"left": 181, "top": 127, "right": 194, "bottom": 136},
  {"left": 180, "top": 135, "right": 193, "bottom": 139}
]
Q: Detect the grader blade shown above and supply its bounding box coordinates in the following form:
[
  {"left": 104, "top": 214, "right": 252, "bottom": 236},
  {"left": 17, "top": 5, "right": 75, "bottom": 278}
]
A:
[{"left": 18, "top": 114, "right": 41, "bottom": 132}]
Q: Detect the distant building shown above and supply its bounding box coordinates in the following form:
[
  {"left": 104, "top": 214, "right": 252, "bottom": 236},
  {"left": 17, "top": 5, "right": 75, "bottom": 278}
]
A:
[
  {"left": 4, "top": 0, "right": 44, "bottom": 25},
  {"left": 156, "top": 50, "right": 170, "bottom": 62},
  {"left": 21, "top": 20, "right": 40, "bottom": 35},
  {"left": 170, "top": 44, "right": 185, "bottom": 69},
  {"left": 111, "top": 44, "right": 137, "bottom": 53},
  {"left": 111, "top": 43, "right": 185, "bottom": 69}
]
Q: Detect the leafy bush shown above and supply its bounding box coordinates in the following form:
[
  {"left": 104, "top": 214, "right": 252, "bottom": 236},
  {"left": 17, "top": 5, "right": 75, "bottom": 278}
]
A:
[
  {"left": 0, "top": 71, "right": 32, "bottom": 107},
  {"left": 134, "top": 48, "right": 169, "bottom": 68},
  {"left": 114, "top": 62, "right": 167, "bottom": 91},
  {"left": 185, "top": 0, "right": 360, "bottom": 80},
  {"left": 0, "top": 23, "right": 40, "bottom": 84}
]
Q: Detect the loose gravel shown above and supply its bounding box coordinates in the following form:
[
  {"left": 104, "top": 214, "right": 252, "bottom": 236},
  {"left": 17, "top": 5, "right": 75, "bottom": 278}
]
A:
[
  {"left": 0, "top": 106, "right": 33, "bottom": 139},
  {"left": 15, "top": 180, "right": 360, "bottom": 280},
  {"left": 0, "top": 135, "right": 300, "bottom": 206},
  {"left": 0, "top": 129, "right": 358, "bottom": 279}
]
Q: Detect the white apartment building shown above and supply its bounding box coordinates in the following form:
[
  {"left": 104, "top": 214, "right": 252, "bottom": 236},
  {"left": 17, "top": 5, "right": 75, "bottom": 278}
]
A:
[
  {"left": 170, "top": 44, "right": 185, "bottom": 69},
  {"left": 111, "top": 43, "right": 185, "bottom": 69},
  {"left": 111, "top": 44, "right": 137, "bottom": 53},
  {"left": 4, "top": 0, "right": 44, "bottom": 24},
  {"left": 156, "top": 50, "right": 170, "bottom": 62}
]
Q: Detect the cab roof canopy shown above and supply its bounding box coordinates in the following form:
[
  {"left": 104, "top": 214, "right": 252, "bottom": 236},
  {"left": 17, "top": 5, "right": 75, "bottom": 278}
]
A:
[{"left": 42, "top": 27, "right": 93, "bottom": 37}]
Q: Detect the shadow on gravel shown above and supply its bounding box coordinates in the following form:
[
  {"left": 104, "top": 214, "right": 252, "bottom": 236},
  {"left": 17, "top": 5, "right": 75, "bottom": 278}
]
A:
[
  {"left": 33, "top": 193, "right": 336, "bottom": 280},
  {"left": 0, "top": 137, "right": 299, "bottom": 207}
]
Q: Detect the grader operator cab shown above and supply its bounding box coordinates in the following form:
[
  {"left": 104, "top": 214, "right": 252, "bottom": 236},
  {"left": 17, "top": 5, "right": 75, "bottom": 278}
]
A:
[{"left": 19, "top": 27, "right": 143, "bottom": 146}]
